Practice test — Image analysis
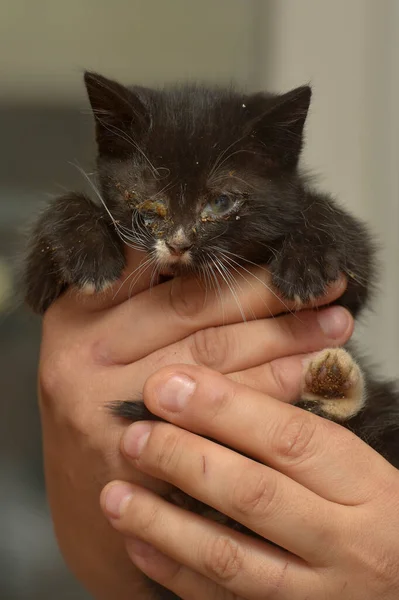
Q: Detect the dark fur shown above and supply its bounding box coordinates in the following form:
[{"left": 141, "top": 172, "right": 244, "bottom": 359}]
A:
[
  {"left": 25, "top": 73, "right": 373, "bottom": 314},
  {"left": 23, "top": 73, "right": 399, "bottom": 600}
]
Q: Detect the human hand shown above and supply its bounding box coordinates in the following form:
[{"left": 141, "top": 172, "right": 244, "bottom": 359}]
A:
[
  {"left": 39, "top": 248, "right": 351, "bottom": 599},
  {"left": 102, "top": 365, "right": 399, "bottom": 599}
]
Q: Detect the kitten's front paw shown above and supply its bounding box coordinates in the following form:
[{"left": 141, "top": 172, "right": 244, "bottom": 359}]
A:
[
  {"left": 270, "top": 245, "right": 340, "bottom": 304},
  {"left": 297, "top": 348, "right": 365, "bottom": 421},
  {"left": 24, "top": 192, "right": 126, "bottom": 313},
  {"left": 61, "top": 241, "right": 125, "bottom": 295}
]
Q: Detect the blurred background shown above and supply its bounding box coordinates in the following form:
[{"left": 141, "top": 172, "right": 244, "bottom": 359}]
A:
[{"left": 0, "top": 0, "right": 398, "bottom": 598}]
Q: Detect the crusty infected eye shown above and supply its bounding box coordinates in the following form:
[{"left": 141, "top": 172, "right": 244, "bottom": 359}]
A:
[
  {"left": 136, "top": 199, "right": 168, "bottom": 218},
  {"left": 114, "top": 182, "right": 168, "bottom": 218},
  {"left": 135, "top": 199, "right": 169, "bottom": 236},
  {"left": 201, "top": 194, "right": 237, "bottom": 220}
]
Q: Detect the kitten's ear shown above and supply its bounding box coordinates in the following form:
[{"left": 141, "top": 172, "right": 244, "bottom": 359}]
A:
[
  {"left": 84, "top": 71, "right": 150, "bottom": 156},
  {"left": 248, "top": 85, "right": 311, "bottom": 169}
]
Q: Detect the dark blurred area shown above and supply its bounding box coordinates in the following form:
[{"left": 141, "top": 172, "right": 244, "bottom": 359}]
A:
[
  {"left": 0, "top": 1, "right": 398, "bottom": 598},
  {"left": 0, "top": 106, "right": 94, "bottom": 598}
]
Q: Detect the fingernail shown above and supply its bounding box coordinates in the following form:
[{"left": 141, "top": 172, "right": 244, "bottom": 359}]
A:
[
  {"left": 123, "top": 423, "right": 152, "bottom": 459},
  {"left": 103, "top": 482, "right": 133, "bottom": 518},
  {"left": 157, "top": 374, "right": 196, "bottom": 411},
  {"left": 317, "top": 306, "right": 350, "bottom": 339}
]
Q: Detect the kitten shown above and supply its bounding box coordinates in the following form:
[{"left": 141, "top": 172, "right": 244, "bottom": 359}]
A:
[{"left": 24, "top": 73, "right": 399, "bottom": 600}]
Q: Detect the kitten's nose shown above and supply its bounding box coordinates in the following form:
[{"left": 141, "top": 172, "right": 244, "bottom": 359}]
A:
[{"left": 165, "top": 241, "right": 193, "bottom": 257}]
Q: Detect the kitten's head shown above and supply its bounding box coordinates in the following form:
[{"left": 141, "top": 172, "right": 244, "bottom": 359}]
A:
[{"left": 84, "top": 72, "right": 311, "bottom": 279}]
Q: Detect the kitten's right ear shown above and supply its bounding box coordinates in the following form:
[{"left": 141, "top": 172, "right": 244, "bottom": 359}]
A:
[
  {"left": 84, "top": 71, "right": 150, "bottom": 155},
  {"left": 247, "top": 85, "right": 311, "bottom": 169}
]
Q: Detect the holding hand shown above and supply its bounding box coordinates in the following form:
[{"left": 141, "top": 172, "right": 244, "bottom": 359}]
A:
[
  {"left": 39, "top": 249, "right": 350, "bottom": 599},
  {"left": 102, "top": 365, "right": 399, "bottom": 599}
]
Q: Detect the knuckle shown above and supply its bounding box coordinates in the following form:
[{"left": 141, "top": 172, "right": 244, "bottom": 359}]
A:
[
  {"left": 313, "top": 515, "right": 337, "bottom": 550},
  {"left": 191, "top": 327, "right": 229, "bottom": 369},
  {"left": 272, "top": 413, "right": 320, "bottom": 465},
  {"left": 168, "top": 279, "right": 205, "bottom": 320},
  {"left": 39, "top": 346, "right": 74, "bottom": 399},
  {"left": 267, "top": 360, "right": 293, "bottom": 399},
  {"left": 277, "top": 316, "right": 297, "bottom": 345},
  {"left": 38, "top": 346, "right": 91, "bottom": 431},
  {"left": 231, "top": 466, "right": 278, "bottom": 518},
  {"left": 209, "top": 387, "right": 236, "bottom": 421},
  {"left": 40, "top": 312, "right": 89, "bottom": 400},
  {"left": 134, "top": 502, "right": 161, "bottom": 536},
  {"left": 202, "top": 536, "right": 242, "bottom": 582},
  {"left": 152, "top": 428, "right": 186, "bottom": 476}
]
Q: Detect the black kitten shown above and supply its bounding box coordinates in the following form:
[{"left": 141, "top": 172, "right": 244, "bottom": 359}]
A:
[
  {"left": 24, "top": 73, "right": 399, "bottom": 600},
  {"left": 25, "top": 73, "right": 372, "bottom": 316}
]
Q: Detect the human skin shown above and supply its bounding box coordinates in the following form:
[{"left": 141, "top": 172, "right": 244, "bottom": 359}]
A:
[
  {"left": 100, "top": 369, "right": 399, "bottom": 599},
  {"left": 39, "top": 249, "right": 352, "bottom": 599}
]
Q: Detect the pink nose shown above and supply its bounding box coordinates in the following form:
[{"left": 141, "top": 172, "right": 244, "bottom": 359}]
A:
[{"left": 165, "top": 242, "right": 193, "bottom": 256}]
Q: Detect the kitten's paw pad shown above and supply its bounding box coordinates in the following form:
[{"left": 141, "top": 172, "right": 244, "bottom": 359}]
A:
[
  {"left": 300, "top": 348, "right": 365, "bottom": 421},
  {"left": 304, "top": 348, "right": 357, "bottom": 397}
]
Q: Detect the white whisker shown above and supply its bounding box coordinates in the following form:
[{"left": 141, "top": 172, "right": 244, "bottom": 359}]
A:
[
  {"left": 210, "top": 255, "right": 247, "bottom": 323},
  {"left": 216, "top": 249, "right": 299, "bottom": 320},
  {"left": 207, "top": 257, "right": 225, "bottom": 324},
  {"left": 112, "top": 255, "right": 155, "bottom": 300}
]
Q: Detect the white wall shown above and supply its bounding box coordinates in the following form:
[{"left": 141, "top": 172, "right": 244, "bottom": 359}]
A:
[
  {"left": 258, "top": 0, "right": 399, "bottom": 377},
  {"left": 0, "top": 0, "right": 256, "bottom": 102}
]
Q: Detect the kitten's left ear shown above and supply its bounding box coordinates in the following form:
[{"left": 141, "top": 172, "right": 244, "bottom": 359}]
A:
[
  {"left": 84, "top": 71, "right": 150, "bottom": 156},
  {"left": 248, "top": 85, "right": 311, "bottom": 169}
]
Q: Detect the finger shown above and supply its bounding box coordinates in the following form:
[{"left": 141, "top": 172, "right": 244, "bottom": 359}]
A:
[
  {"left": 120, "top": 421, "right": 336, "bottom": 562},
  {"left": 228, "top": 355, "right": 316, "bottom": 402},
  {"left": 126, "top": 306, "right": 352, "bottom": 383},
  {"left": 118, "top": 355, "right": 316, "bottom": 411},
  {"left": 107, "top": 307, "right": 352, "bottom": 406},
  {"left": 142, "top": 366, "right": 394, "bottom": 505},
  {"left": 101, "top": 482, "right": 318, "bottom": 600},
  {"left": 98, "top": 272, "right": 347, "bottom": 364},
  {"left": 125, "top": 539, "right": 236, "bottom": 600}
]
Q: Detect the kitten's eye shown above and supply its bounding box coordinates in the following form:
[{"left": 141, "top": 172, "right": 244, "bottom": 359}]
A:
[
  {"left": 143, "top": 214, "right": 156, "bottom": 227},
  {"left": 203, "top": 194, "right": 235, "bottom": 217},
  {"left": 137, "top": 199, "right": 167, "bottom": 226}
]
